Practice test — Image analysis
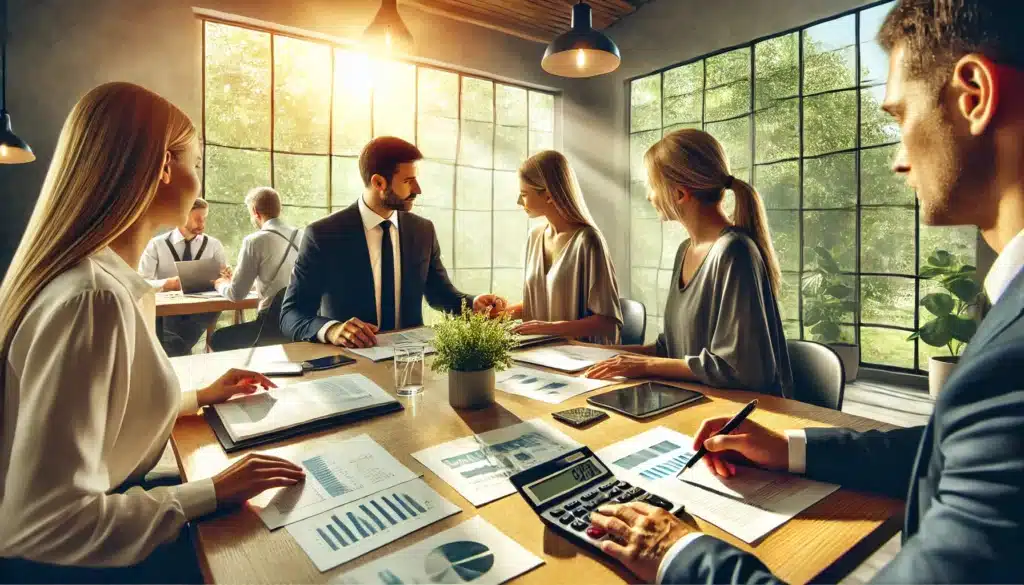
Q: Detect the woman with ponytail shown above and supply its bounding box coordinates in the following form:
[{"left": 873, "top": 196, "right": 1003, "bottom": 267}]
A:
[
  {"left": 585, "top": 129, "right": 792, "bottom": 397},
  {"left": 0, "top": 83, "right": 305, "bottom": 582}
]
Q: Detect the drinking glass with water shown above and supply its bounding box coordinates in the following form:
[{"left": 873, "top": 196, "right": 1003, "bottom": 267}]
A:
[{"left": 393, "top": 343, "right": 425, "bottom": 396}]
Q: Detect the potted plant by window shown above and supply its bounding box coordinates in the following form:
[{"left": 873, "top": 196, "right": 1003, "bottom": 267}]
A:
[
  {"left": 908, "top": 250, "right": 983, "bottom": 398},
  {"left": 802, "top": 246, "right": 860, "bottom": 381},
  {"left": 431, "top": 303, "right": 518, "bottom": 409}
]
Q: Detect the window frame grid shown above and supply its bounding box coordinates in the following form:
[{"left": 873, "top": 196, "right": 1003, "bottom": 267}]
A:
[
  {"left": 200, "top": 17, "right": 557, "bottom": 312},
  {"left": 625, "top": 0, "right": 957, "bottom": 374}
]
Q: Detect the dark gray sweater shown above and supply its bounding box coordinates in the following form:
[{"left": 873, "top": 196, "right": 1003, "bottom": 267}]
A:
[{"left": 656, "top": 228, "right": 793, "bottom": 397}]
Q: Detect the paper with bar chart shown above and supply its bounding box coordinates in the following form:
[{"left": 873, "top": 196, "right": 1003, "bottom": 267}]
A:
[
  {"left": 412, "top": 419, "right": 581, "bottom": 506},
  {"left": 287, "top": 478, "right": 461, "bottom": 572},
  {"left": 251, "top": 434, "right": 420, "bottom": 529},
  {"left": 597, "top": 427, "right": 839, "bottom": 543},
  {"left": 332, "top": 516, "right": 543, "bottom": 585},
  {"left": 347, "top": 327, "right": 436, "bottom": 362},
  {"left": 494, "top": 366, "right": 615, "bottom": 404}
]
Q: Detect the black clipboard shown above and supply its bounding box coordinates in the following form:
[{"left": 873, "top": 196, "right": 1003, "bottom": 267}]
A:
[{"left": 204, "top": 401, "right": 404, "bottom": 453}]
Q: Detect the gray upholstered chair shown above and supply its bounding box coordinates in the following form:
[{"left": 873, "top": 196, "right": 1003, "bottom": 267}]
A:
[
  {"left": 787, "top": 339, "right": 846, "bottom": 410},
  {"left": 619, "top": 298, "right": 647, "bottom": 346}
]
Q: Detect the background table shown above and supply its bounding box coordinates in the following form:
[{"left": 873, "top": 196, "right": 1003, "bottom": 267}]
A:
[
  {"left": 155, "top": 291, "right": 260, "bottom": 318},
  {"left": 170, "top": 343, "right": 903, "bottom": 585}
]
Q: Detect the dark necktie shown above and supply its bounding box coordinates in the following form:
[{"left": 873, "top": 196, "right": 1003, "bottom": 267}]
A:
[
  {"left": 379, "top": 220, "right": 396, "bottom": 331},
  {"left": 182, "top": 237, "right": 194, "bottom": 261}
]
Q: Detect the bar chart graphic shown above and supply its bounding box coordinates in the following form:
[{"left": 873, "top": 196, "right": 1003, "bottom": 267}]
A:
[
  {"left": 304, "top": 455, "right": 357, "bottom": 498},
  {"left": 611, "top": 439, "right": 695, "bottom": 480},
  {"left": 288, "top": 478, "right": 461, "bottom": 571}
]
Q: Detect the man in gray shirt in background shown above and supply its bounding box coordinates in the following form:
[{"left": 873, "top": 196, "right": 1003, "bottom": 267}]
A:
[{"left": 210, "top": 187, "right": 300, "bottom": 351}]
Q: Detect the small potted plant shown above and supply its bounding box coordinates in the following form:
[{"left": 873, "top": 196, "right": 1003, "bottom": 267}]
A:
[
  {"left": 802, "top": 246, "right": 860, "bottom": 381},
  {"left": 431, "top": 303, "right": 518, "bottom": 409},
  {"left": 908, "top": 250, "right": 983, "bottom": 398}
]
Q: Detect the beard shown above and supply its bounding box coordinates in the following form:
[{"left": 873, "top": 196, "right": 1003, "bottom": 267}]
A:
[{"left": 382, "top": 185, "right": 415, "bottom": 211}]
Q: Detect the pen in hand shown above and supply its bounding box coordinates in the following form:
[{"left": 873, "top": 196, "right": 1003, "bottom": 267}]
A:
[{"left": 677, "top": 399, "right": 759, "bottom": 479}]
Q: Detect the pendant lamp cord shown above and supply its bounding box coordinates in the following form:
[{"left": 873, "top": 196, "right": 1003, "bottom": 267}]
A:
[{"left": 1, "top": 0, "right": 7, "bottom": 111}]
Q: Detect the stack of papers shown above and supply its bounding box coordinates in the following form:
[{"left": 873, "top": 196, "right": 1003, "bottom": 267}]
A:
[
  {"left": 333, "top": 516, "right": 543, "bottom": 585},
  {"left": 348, "top": 327, "right": 436, "bottom": 362},
  {"left": 211, "top": 374, "right": 399, "bottom": 443},
  {"left": 251, "top": 434, "right": 420, "bottom": 529},
  {"left": 495, "top": 366, "right": 614, "bottom": 404},
  {"left": 511, "top": 344, "right": 620, "bottom": 373},
  {"left": 412, "top": 419, "right": 581, "bottom": 506},
  {"left": 596, "top": 427, "right": 839, "bottom": 543}
]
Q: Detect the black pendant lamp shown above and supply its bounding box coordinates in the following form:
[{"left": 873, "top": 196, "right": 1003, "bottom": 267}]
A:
[
  {"left": 363, "top": 0, "right": 414, "bottom": 56},
  {"left": 0, "top": 0, "right": 32, "bottom": 164},
  {"left": 542, "top": 1, "right": 621, "bottom": 78}
]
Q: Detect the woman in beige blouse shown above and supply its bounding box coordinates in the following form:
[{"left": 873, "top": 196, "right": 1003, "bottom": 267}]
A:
[
  {"left": 0, "top": 83, "right": 304, "bottom": 581},
  {"left": 506, "top": 150, "right": 622, "bottom": 344}
]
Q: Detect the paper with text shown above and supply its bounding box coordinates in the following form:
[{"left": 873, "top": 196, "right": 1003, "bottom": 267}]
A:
[
  {"left": 347, "top": 327, "right": 436, "bottom": 362},
  {"left": 495, "top": 366, "right": 614, "bottom": 404},
  {"left": 596, "top": 427, "right": 839, "bottom": 543},
  {"left": 511, "top": 344, "right": 620, "bottom": 372}
]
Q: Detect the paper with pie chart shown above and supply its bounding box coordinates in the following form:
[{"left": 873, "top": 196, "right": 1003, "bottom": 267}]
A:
[
  {"left": 494, "top": 366, "right": 615, "bottom": 404},
  {"left": 332, "top": 516, "right": 543, "bottom": 585}
]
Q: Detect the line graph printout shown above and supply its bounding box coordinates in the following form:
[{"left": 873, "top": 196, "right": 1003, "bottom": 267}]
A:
[
  {"left": 288, "top": 478, "right": 460, "bottom": 571},
  {"left": 412, "top": 419, "right": 581, "bottom": 506},
  {"left": 252, "top": 434, "right": 419, "bottom": 529}
]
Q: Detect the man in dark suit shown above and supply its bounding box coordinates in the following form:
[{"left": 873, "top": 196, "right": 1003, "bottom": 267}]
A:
[
  {"left": 588, "top": 1, "right": 1024, "bottom": 583},
  {"left": 280, "top": 137, "right": 506, "bottom": 347}
]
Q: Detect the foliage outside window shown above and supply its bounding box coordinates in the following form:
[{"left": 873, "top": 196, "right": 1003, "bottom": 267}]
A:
[
  {"left": 201, "top": 20, "right": 555, "bottom": 323},
  {"left": 626, "top": 1, "right": 978, "bottom": 373}
]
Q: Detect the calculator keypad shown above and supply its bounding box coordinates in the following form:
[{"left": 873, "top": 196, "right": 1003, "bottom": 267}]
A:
[{"left": 542, "top": 478, "right": 675, "bottom": 549}]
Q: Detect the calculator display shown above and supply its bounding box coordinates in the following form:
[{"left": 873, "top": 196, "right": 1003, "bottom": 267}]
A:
[{"left": 526, "top": 458, "right": 608, "bottom": 504}]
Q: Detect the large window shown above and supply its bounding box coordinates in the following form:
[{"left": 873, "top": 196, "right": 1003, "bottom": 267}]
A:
[
  {"left": 202, "top": 21, "right": 555, "bottom": 318},
  {"left": 627, "top": 1, "right": 977, "bottom": 373}
]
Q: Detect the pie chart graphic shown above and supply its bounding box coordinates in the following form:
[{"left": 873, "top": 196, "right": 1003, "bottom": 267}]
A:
[{"left": 424, "top": 541, "right": 494, "bottom": 583}]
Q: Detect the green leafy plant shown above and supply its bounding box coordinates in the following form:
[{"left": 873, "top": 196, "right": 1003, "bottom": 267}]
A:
[
  {"left": 430, "top": 303, "right": 519, "bottom": 373},
  {"left": 802, "top": 246, "right": 857, "bottom": 344},
  {"left": 908, "top": 250, "right": 983, "bottom": 357}
]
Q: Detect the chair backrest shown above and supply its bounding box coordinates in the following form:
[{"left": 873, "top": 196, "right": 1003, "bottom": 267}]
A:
[
  {"left": 619, "top": 297, "right": 647, "bottom": 346},
  {"left": 787, "top": 340, "right": 845, "bottom": 410}
]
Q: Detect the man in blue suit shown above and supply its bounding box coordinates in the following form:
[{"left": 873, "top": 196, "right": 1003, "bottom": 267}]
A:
[{"left": 589, "top": 1, "right": 1024, "bottom": 582}]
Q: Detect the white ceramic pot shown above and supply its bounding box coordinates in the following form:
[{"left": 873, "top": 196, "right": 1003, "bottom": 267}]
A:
[
  {"left": 828, "top": 343, "right": 860, "bottom": 383},
  {"left": 448, "top": 367, "right": 495, "bottom": 409},
  {"left": 928, "top": 356, "right": 959, "bottom": 399}
]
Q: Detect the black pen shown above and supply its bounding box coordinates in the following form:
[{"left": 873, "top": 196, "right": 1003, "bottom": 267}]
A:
[{"left": 677, "top": 399, "right": 758, "bottom": 479}]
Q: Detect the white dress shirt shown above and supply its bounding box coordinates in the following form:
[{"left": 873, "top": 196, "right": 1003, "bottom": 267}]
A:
[
  {"left": 138, "top": 228, "right": 227, "bottom": 290},
  {"left": 216, "top": 218, "right": 301, "bottom": 313},
  {"left": 317, "top": 196, "right": 402, "bottom": 342},
  {"left": 984, "top": 229, "right": 1024, "bottom": 304},
  {"left": 0, "top": 248, "right": 217, "bottom": 566}
]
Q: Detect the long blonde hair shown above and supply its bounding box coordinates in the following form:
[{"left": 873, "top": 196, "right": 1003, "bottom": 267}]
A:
[
  {"left": 0, "top": 82, "right": 196, "bottom": 393},
  {"left": 519, "top": 150, "right": 598, "bottom": 228},
  {"left": 645, "top": 128, "right": 781, "bottom": 293}
]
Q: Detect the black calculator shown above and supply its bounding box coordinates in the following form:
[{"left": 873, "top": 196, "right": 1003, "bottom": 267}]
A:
[{"left": 509, "top": 446, "right": 675, "bottom": 554}]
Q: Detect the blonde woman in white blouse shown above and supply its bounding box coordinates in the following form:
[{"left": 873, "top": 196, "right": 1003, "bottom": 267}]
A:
[
  {"left": 506, "top": 150, "right": 622, "bottom": 344},
  {"left": 0, "top": 83, "right": 304, "bottom": 581}
]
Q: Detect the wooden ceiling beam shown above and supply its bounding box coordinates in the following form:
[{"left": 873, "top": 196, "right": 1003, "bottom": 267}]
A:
[
  {"left": 460, "top": 0, "right": 570, "bottom": 30},
  {"left": 528, "top": 0, "right": 620, "bottom": 30},
  {"left": 401, "top": 0, "right": 560, "bottom": 42}
]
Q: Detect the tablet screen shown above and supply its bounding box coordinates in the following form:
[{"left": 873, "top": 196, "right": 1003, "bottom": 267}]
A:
[{"left": 587, "top": 382, "right": 704, "bottom": 419}]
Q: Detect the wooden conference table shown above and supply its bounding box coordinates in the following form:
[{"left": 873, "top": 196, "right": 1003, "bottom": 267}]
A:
[{"left": 170, "top": 342, "right": 904, "bottom": 585}]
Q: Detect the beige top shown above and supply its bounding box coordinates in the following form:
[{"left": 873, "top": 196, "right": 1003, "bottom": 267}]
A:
[
  {"left": 0, "top": 248, "right": 216, "bottom": 566},
  {"left": 522, "top": 224, "right": 623, "bottom": 344}
]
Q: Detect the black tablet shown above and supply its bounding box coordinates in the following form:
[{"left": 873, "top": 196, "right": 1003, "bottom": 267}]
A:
[{"left": 586, "top": 382, "right": 704, "bottom": 419}]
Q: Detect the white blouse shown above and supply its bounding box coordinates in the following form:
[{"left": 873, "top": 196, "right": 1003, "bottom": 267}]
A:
[{"left": 0, "top": 247, "right": 216, "bottom": 566}]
